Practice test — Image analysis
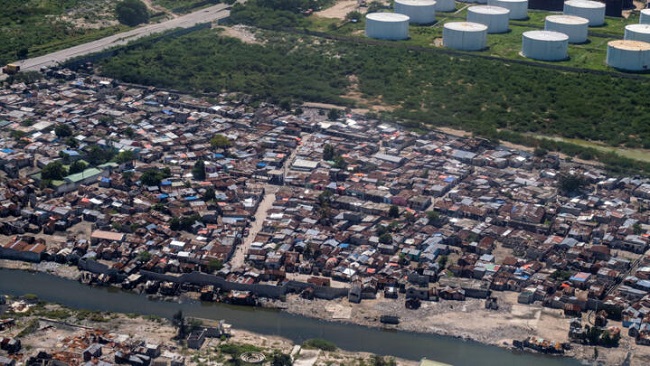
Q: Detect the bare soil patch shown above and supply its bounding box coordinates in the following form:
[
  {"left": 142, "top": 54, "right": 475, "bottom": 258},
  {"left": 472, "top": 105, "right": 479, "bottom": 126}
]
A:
[
  {"left": 217, "top": 25, "right": 262, "bottom": 45},
  {"left": 315, "top": 0, "right": 361, "bottom": 20}
]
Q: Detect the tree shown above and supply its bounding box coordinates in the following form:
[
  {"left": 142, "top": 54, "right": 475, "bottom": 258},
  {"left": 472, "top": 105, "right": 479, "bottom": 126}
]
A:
[
  {"left": 66, "top": 137, "right": 79, "bottom": 148},
  {"left": 388, "top": 205, "right": 400, "bottom": 219},
  {"left": 426, "top": 210, "right": 440, "bottom": 224},
  {"left": 210, "top": 134, "right": 232, "bottom": 149},
  {"left": 345, "top": 11, "right": 362, "bottom": 21},
  {"left": 68, "top": 160, "right": 87, "bottom": 175},
  {"left": 41, "top": 161, "right": 67, "bottom": 180},
  {"left": 114, "top": 150, "right": 136, "bottom": 164},
  {"left": 379, "top": 233, "right": 393, "bottom": 244},
  {"left": 172, "top": 310, "right": 187, "bottom": 340},
  {"left": 271, "top": 351, "right": 293, "bottom": 366},
  {"left": 332, "top": 155, "right": 347, "bottom": 170},
  {"left": 54, "top": 124, "right": 72, "bottom": 138},
  {"left": 115, "top": 0, "right": 150, "bottom": 27},
  {"left": 323, "top": 144, "right": 335, "bottom": 161},
  {"left": 16, "top": 48, "right": 28, "bottom": 60},
  {"left": 192, "top": 160, "right": 206, "bottom": 180},
  {"left": 86, "top": 145, "right": 115, "bottom": 166},
  {"left": 437, "top": 255, "right": 448, "bottom": 269},
  {"left": 138, "top": 251, "right": 152, "bottom": 262},
  {"left": 203, "top": 187, "right": 216, "bottom": 201},
  {"left": 533, "top": 147, "right": 548, "bottom": 158},
  {"left": 140, "top": 169, "right": 164, "bottom": 186},
  {"left": 327, "top": 108, "right": 341, "bottom": 121},
  {"left": 558, "top": 172, "right": 586, "bottom": 195},
  {"left": 207, "top": 259, "right": 223, "bottom": 273}
]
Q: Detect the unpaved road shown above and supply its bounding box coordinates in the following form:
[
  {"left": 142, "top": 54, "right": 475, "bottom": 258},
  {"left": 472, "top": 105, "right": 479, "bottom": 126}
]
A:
[{"left": 9, "top": 4, "right": 231, "bottom": 73}]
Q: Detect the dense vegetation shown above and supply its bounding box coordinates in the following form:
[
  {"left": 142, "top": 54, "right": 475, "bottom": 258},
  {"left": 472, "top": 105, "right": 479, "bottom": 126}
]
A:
[
  {"left": 100, "top": 29, "right": 650, "bottom": 148},
  {"left": 230, "top": 0, "right": 333, "bottom": 28},
  {"left": 100, "top": 31, "right": 349, "bottom": 104},
  {"left": 0, "top": 0, "right": 126, "bottom": 65},
  {"left": 154, "top": 0, "right": 225, "bottom": 14},
  {"left": 115, "top": 0, "right": 150, "bottom": 26}
]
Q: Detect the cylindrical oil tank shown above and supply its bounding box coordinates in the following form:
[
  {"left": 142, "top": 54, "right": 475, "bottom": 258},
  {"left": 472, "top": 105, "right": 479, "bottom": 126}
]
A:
[
  {"left": 607, "top": 40, "right": 650, "bottom": 71},
  {"left": 522, "top": 30, "right": 569, "bottom": 61},
  {"left": 563, "top": 0, "right": 606, "bottom": 26},
  {"left": 443, "top": 22, "right": 488, "bottom": 50},
  {"left": 641, "top": 9, "right": 650, "bottom": 24},
  {"left": 488, "top": 0, "right": 528, "bottom": 19},
  {"left": 365, "top": 13, "right": 410, "bottom": 40},
  {"left": 545, "top": 15, "right": 589, "bottom": 43},
  {"left": 435, "top": 0, "right": 457, "bottom": 12},
  {"left": 467, "top": 6, "right": 510, "bottom": 33},
  {"left": 625, "top": 24, "right": 650, "bottom": 43},
  {"left": 394, "top": 0, "right": 437, "bottom": 24}
]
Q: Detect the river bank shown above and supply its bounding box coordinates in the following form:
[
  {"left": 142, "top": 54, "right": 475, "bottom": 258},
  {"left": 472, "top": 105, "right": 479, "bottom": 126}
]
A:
[
  {"left": 0, "top": 261, "right": 632, "bottom": 365},
  {"left": 0, "top": 295, "right": 414, "bottom": 366}
]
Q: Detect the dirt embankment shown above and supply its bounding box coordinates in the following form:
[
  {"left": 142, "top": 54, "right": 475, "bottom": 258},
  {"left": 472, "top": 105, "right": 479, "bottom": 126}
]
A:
[{"left": 274, "top": 291, "right": 650, "bottom": 366}]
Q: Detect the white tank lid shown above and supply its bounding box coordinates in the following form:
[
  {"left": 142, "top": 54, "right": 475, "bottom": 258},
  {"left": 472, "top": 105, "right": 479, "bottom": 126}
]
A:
[
  {"left": 626, "top": 24, "right": 650, "bottom": 34},
  {"left": 546, "top": 15, "right": 589, "bottom": 25},
  {"left": 565, "top": 0, "right": 605, "bottom": 9},
  {"left": 609, "top": 39, "right": 650, "bottom": 51},
  {"left": 444, "top": 22, "right": 489, "bottom": 31},
  {"left": 524, "top": 30, "right": 569, "bottom": 41},
  {"left": 366, "top": 12, "right": 411, "bottom": 22},
  {"left": 395, "top": 0, "right": 437, "bottom": 6},
  {"left": 468, "top": 5, "right": 510, "bottom": 15}
]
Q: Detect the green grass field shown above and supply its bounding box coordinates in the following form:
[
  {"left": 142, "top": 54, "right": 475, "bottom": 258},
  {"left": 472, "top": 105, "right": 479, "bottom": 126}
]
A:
[{"left": 313, "top": 8, "right": 643, "bottom": 73}]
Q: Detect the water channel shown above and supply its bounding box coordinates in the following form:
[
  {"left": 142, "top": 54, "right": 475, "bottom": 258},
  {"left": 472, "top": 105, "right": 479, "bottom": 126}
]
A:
[{"left": 0, "top": 269, "right": 581, "bottom": 366}]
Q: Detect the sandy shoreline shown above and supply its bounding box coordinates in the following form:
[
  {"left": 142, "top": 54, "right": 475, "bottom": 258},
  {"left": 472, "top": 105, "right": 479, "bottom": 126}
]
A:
[{"left": 2, "top": 259, "right": 648, "bottom": 365}]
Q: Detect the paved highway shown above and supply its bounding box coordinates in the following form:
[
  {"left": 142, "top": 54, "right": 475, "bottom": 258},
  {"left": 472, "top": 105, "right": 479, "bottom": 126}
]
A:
[{"left": 9, "top": 4, "right": 231, "bottom": 72}]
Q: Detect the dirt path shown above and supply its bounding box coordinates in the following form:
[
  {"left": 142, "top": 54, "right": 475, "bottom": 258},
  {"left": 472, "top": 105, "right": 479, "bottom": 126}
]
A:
[
  {"left": 314, "top": 0, "right": 360, "bottom": 20},
  {"left": 229, "top": 190, "right": 278, "bottom": 268},
  {"left": 142, "top": 0, "right": 178, "bottom": 19}
]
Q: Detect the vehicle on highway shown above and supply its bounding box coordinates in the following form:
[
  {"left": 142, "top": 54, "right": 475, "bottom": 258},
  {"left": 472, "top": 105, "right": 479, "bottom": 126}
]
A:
[{"left": 2, "top": 64, "right": 20, "bottom": 75}]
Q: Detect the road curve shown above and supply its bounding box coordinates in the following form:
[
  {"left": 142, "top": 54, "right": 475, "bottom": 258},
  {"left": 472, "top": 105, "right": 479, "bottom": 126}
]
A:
[{"left": 10, "top": 4, "right": 231, "bottom": 72}]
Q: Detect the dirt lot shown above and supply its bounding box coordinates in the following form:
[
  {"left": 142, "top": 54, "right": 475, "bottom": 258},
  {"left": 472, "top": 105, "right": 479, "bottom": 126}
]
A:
[
  {"left": 217, "top": 25, "right": 262, "bottom": 45},
  {"left": 0, "top": 300, "right": 415, "bottom": 365},
  {"left": 314, "top": 0, "right": 361, "bottom": 20},
  {"left": 280, "top": 291, "right": 650, "bottom": 365}
]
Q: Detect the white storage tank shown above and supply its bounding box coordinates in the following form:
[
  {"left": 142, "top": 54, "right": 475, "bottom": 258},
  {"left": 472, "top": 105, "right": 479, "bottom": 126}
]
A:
[
  {"left": 365, "top": 13, "right": 410, "bottom": 40},
  {"left": 563, "top": 0, "right": 605, "bottom": 26},
  {"left": 467, "top": 6, "right": 510, "bottom": 33},
  {"left": 443, "top": 22, "right": 488, "bottom": 50},
  {"left": 435, "top": 0, "right": 457, "bottom": 12},
  {"left": 641, "top": 9, "right": 650, "bottom": 24},
  {"left": 488, "top": 0, "right": 528, "bottom": 20},
  {"left": 394, "top": 0, "right": 437, "bottom": 24},
  {"left": 607, "top": 40, "right": 650, "bottom": 71},
  {"left": 625, "top": 24, "right": 650, "bottom": 43},
  {"left": 522, "top": 30, "right": 569, "bottom": 61},
  {"left": 545, "top": 15, "right": 589, "bottom": 43}
]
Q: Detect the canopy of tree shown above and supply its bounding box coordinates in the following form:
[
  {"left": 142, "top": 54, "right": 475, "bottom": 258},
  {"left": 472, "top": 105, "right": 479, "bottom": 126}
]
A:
[
  {"left": 41, "top": 161, "right": 67, "bottom": 180},
  {"left": 115, "top": 0, "right": 149, "bottom": 27}
]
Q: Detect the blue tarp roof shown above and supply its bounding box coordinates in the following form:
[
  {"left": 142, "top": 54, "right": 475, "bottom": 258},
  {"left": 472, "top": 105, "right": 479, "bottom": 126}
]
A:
[
  {"left": 100, "top": 177, "right": 111, "bottom": 183},
  {"left": 161, "top": 180, "right": 172, "bottom": 186},
  {"left": 62, "top": 149, "right": 80, "bottom": 156},
  {"left": 158, "top": 194, "right": 169, "bottom": 199},
  {"left": 256, "top": 162, "right": 267, "bottom": 168},
  {"left": 214, "top": 153, "right": 225, "bottom": 158},
  {"left": 1, "top": 148, "right": 13, "bottom": 154},
  {"left": 185, "top": 196, "right": 198, "bottom": 201}
]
